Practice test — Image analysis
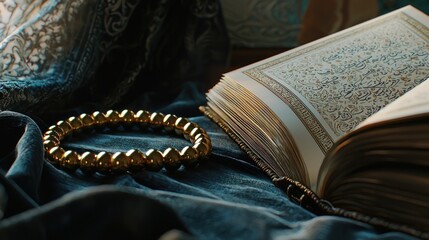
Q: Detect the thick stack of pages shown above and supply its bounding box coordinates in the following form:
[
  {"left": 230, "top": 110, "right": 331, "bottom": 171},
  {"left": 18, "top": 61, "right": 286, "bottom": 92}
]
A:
[{"left": 202, "top": 5, "right": 429, "bottom": 236}]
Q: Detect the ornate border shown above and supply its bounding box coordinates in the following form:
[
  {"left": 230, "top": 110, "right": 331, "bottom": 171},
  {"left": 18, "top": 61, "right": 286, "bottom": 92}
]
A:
[{"left": 243, "top": 12, "right": 429, "bottom": 153}]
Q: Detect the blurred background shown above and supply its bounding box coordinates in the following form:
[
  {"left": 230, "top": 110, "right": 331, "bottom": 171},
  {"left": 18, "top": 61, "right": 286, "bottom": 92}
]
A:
[{"left": 220, "top": 0, "right": 429, "bottom": 69}]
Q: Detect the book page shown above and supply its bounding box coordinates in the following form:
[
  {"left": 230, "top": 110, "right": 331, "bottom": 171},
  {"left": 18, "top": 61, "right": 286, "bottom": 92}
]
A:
[
  {"left": 224, "top": 6, "right": 429, "bottom": 186},
  {"left": 358, "top": 77, "right": 429, "bottom": 127},
  {"left": 224, "top": 71, "right": 324, "bottom": 186}
]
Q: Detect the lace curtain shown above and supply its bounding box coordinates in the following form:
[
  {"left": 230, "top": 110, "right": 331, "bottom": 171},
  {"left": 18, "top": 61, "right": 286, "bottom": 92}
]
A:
[{"left": 0, "top": 0, "right": 229, "bottom": 115}]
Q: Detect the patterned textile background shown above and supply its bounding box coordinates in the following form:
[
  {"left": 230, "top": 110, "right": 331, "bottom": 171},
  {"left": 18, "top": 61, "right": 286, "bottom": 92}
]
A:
[
  {"left": 0, "top": 0, "right": 230, "bottom": 116},
  {"left": 219, "top": 0, "right": 429, "bottom": 48},
  {"left": 299, "top": 0, "right": 429, "bottom": 44},
  {"left": 220, "top": 0, "right": 309, "bottom": 48}
]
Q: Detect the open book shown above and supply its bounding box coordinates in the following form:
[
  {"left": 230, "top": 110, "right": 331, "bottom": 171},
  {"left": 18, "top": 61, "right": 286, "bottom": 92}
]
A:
[{"left": 201, "top": 5, "right": 429, "bottom": 238}]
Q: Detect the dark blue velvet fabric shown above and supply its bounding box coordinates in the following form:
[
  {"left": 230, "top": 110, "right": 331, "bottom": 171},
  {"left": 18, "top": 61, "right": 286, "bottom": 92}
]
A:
[
  {"left": 0, "top": 84, "right": 418, "bottom": 239},
  {"left": 0, "top": 0, "right": 420, "bottom": 239}
]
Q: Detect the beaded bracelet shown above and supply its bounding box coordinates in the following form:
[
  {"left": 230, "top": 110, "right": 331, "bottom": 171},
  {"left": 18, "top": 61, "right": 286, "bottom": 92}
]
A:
[{"left": 42, "top": 110, "right": 212, "bottom": 174}]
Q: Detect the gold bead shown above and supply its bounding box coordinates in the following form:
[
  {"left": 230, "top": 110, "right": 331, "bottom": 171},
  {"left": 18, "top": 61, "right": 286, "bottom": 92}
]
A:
[
  {"left": 119, "top": 109, "right": 135, "bottom": 122},
  {"left": 183, "top": 122, "right": 198, "bottom": 140},
  {"left": 92, "top": 111, "right": 108, "bottom": 125},
  {"left": 111, "top": 152, "right": 130, "bottom": 173},
  {"left": 174, "top": 117, "right": 189, "bottom": 135},
  {"left": 44, "top": 130, "right": 62, "bottom": 141},
  {"left": 47, "top": 146, "right": 65, "bottom": 165},
  {"left": 48, "top": 125, "right": 64, "bottom": 138},
  {"left": 189, "top": 127, "right": 205, "bottom": 140},
  {"left": 163, "top": 114, "right": 177, "bottom": 132},
  {"left": 105, "top": 110, "right": 121, "bottom": 130},
  {"left": 135, "top": 110, "right": 150, "bottom": 128},
  {"left": 67, "top": 116, "right": 83, "bottom": 131},
  {"left": 79, "top": 113, "right": 95, "bottom": 128},
  {"left": 150, "top": 112, "right": 164, "bottom": 129},
  {"left": 119, "top": 110, "right": 135, "bottom": 129},
  {"left": 180, "top": 146, "right": 199, "bottom": 167},
  {"left": 126, "top": 149, "right": 145, "bottom": 172},
  {"left": 191, "top": 131, "right": 210, "bottom": 143},
  {"left": 62, "top": 150, "right": 80, "bottom": 171},
  {"left": 105, "top": 110, "right": 120, "bottom": 122},
  {"left": 145, "top": 149, "right": 163, "bottom": 171},
  {"left": 43, "top": 140, "right": 57, "bottom": 151},
  {"left": 80, "top": 152, "right": 97, "bottom": 173},
  {"left": 43, "top": 134, "right": 59, "bottom": 145},
  {"left": 194, "top": 133, "right": 210, "bottom": 141},
  {"left": 96, "top": 151, "right": 112, "bottom": 174},
  {"left": 195, "top": 137, "right": 212, "bottom": 151},
  {"left": 57, "top": 120, "right": 72, "bottom": 136},
  {"left": 193, "top": 142, "right": 210, "bottom": 156},
  {"left": 163, "top": 148, "right": 181, "bottom": 170}
]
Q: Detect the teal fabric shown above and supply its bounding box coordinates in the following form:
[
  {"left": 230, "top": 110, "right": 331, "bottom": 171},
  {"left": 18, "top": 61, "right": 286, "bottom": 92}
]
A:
[
  {"left": 378, "top": 0, "right": 429, "bottom": 14},
  {"left": 0, "top": 85, "right": 418, "bottom": 240}
]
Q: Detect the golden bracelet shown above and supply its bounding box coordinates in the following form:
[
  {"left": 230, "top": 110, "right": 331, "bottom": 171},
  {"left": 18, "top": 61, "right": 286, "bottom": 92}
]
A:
[{"left": 42, "top": 110, "right": 212, "bottom": 174}]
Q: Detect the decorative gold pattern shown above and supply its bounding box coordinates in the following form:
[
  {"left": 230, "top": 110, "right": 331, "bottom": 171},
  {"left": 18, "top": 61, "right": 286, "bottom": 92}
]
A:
[
  {"left": 43, "top": 110, "right": 212, "bottom": 174},
  {"left": 0, "top": 0, "right": 86, "bottom": 78},
  {"left": 244, "top": 12, "right": 429, "bottom": 153}
]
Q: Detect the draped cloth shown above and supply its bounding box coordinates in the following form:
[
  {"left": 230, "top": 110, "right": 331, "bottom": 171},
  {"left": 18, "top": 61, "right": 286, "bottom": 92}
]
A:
[{"left": 0, "top": 1, "right": 417, "bottom": 239}]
